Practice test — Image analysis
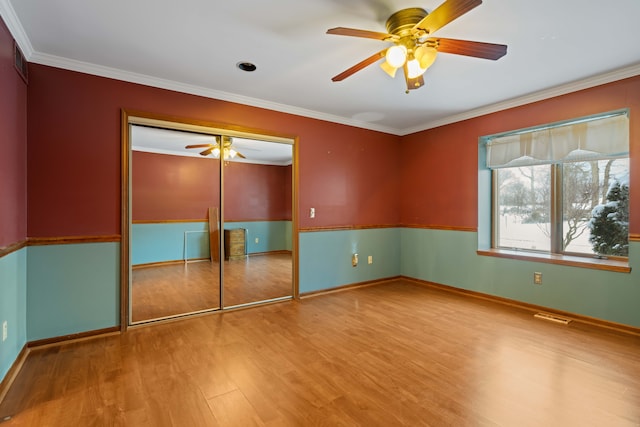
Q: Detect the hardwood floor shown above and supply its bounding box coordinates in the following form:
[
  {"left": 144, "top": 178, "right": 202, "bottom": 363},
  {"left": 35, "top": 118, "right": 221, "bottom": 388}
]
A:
[
  {"left": 2, "top": 279, "right": 640, "bottom": 426},
  {"left": 132, "top": 253, "right": 292, "bottom": 322},
  {"left": 222, "top": 253, "right": 292, "bottom": 308}
]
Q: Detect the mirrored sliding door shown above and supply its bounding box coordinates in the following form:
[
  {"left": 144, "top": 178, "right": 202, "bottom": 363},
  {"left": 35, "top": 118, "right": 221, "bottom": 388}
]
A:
[
  {"left": 125, "top": 116, "right": 295, "bottom": 325},
  {"left": 129, "top": 125, "right": 221, "bottom": 323},
  {"left": 221, "top": 138, "right": 293, "bottom": 308}
]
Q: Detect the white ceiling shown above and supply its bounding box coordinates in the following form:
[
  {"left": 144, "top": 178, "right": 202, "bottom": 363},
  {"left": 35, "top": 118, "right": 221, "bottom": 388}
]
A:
[
  {"left": 131, "top": 125, "right": 293, "bottom": 166},
  {"left": 2, "top": 0, "right": 640, "bottom": 135}
]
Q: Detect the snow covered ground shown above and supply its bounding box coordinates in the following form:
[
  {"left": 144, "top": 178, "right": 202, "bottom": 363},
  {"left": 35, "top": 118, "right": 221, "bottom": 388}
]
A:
[{"left": 498, "top": 214, "right": 593, "bottom": 254}]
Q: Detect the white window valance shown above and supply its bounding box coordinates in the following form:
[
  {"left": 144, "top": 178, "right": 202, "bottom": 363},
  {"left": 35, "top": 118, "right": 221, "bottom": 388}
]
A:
[{"left": 486, "top": 113, "right": 629, "bottom": 169}]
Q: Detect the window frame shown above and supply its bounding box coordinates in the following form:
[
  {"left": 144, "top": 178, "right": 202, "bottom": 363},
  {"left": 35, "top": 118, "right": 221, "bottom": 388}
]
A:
[{"left": 481, "top": 110, "right": 630, "bottom": 271}]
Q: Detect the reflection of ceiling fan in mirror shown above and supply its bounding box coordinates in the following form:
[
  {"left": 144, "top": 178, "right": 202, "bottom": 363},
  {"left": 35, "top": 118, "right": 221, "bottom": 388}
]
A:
[
  {"left": 327, "top": 0, "right": 507, "bottom": 92},
  {"left": 185, "top": 136, "right": 246, "bottom": 159}
]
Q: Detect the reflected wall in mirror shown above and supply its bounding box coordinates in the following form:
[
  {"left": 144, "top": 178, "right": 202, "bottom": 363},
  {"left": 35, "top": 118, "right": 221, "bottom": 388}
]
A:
[
  {"left": 129, "top": 124, "right": 293, "bottom": 323},
  {"left": 130, "top": 125, "right": 221, "bottom": 322},
  {"left": 222, "top": 140, "right": 293, "bottom": 307}
]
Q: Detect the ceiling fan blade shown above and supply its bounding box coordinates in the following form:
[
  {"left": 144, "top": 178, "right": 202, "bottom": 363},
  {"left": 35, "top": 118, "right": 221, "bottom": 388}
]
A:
[
  {"left": 331, "top": 49, "right": 387, "bottom": 82},
  {"left": 432, "top": 37, "right": 507, "bottom": 60},
  {"left": 235, "top": 151, "right": 246, "bottom": 159},
  {"left": 185, "top": 144, "right": 213, "bottom": 149},
  {"left": 327, "top": 27, "right": 397, "bottom": 42},
  {"left": 412, "top": 0, "right": 482, "bottom": 35},
  {"left": 199, "top": 147, "right": 214, "bottom": 156}
]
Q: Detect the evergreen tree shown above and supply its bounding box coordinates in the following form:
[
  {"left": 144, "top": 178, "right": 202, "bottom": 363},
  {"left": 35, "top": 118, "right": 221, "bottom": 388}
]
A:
[{"left": 588, "top": 180, "right": 629, "bottom": 256}]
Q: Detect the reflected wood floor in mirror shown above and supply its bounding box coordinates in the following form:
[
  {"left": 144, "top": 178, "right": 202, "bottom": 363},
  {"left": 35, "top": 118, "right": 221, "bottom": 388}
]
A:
[
  {"left": 2, "top": 279, "right": 639, "bottom": 426},
  {"left": 131, "top": 253, "right": 292, "bottom": 322}
]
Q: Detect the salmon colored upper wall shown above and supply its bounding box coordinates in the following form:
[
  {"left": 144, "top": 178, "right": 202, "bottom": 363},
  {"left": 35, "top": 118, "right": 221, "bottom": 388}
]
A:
[
  {"left": 224, "top": 162, "right": 291, "bottom": 221},
  {"left": 26, "top": 64, "right": 400, "bottom": 237},
  {"left": 284, "top": 164, "right": 292, "bottom": 220},
  {"left": 400, "top": 76, "right": 640, "bottom": 235},
  {"left": 132, "top": 151, "right": 290, "bottom": 222},
  {"left": 300, "top": 124, "right": 401, "bottom": 228},
  {"left": 0, "top": 18, "right": 27, "bottom": 248},
  {"left": 132, "top": 151, "right": 220, "bottom": 221},
  {"left": 30, "top": 61, "right": 637, "bottom": 238}
]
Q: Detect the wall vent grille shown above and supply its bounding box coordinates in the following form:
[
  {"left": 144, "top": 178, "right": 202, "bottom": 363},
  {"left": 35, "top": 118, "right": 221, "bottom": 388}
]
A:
[{"left": 14, "top": 41, "right": 28, "bottom": 84}]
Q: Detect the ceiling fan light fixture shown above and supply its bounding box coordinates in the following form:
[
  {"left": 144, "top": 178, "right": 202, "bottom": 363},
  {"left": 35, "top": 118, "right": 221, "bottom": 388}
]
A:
[
  {"left": 415, "top": 45, "right": 438, "bottom": 70},
  {"left": 185, "top": 135, "right": 245, "bottom": 160},
  {"left": 212, "top": 147, "right": 240, "bottom": 159},
  {"left": 380, "top": 60, "right": 398, "bottom": 78},
  {"left": 385, "top": 45, "right": 407, "bottom": 68},
  {"left": 406, "top": 58, "right": 427, "bottom": 79},
  {"left": 327, "top": 2, "right": 507, "bottom": 91}
]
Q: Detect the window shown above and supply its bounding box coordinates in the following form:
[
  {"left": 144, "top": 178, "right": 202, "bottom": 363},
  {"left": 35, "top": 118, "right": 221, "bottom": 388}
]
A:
[{"left": 487, "top": 111, "right": 629, "bottom": 258}]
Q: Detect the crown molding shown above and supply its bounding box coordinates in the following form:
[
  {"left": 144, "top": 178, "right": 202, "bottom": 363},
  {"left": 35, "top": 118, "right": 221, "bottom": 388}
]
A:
[
  {"left": 0, "top": 0, "right": 33, "bottom": 57},
  {"left": 28, "top": 51, "right": 401, "bottom": 135},
  {"left": 401, "top": 63, "right": 640, "bottom": 136},
  {"left": 29, "top": 50, "right": 640, "bottom": 137}
]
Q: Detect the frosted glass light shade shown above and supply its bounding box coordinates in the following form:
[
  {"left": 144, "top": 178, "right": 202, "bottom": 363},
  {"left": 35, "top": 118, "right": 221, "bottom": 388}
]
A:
[
  {"left": 380, "top": 60, "right": 398, "bottom": 78},
  {"left": 385, "top": 45, "right": 407, "bottom": 68},
  {"left": 406, "top": 59, "right": 426, "bottom": 79},
  {"left": 415, "top": 46, "right": 438, "bottom": 70}
]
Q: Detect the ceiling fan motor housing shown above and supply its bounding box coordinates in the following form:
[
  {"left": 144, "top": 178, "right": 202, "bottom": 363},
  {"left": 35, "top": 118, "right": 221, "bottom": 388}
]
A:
[{"left": 385, "top": 8, "right": 428, "bottom": 37}]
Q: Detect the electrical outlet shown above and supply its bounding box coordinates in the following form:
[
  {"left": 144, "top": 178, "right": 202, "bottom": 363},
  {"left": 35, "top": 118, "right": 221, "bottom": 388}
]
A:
[
  {"left": 534, "top": 272, "right": 542, "bottom": 285},
  {"left": 309, "top": 207, "right": 315, "bottom": 218},
  {"left": 352, "top": 253, "right": 358, "bottom": 267},
  {"left": 368, "top": 255, "right": 373, "bottom": 264},
  {"left": 255, "top": 237, "right": 259, "bottom": 244},
  {"left": 2, "top": 321, "right": 7, "bottom": 342}
]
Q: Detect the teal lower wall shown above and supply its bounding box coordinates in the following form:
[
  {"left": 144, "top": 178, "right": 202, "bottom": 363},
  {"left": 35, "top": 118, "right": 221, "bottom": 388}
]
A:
[
  {"left": 0, "top": 248, "right": 27, "bottom": 383},
  {"left": 285, "top": 222, "right": 292, "bottom": 252},
  {"left": 401, "top": 228, "right": 640, "bottom": 328},
  {"left": 27, "top": 242, "right": 120, "bottom": 341},
  {"left": 227, "top": 221, "right": 292, "bottom": 254},
  {"left": 299, "top": 228, "right": 401, "bottom": 294},
  {"left": 132, "top": 221, "right": 292, "bottom": 265},
  {"left": 132, "top": 222, "right": 209, "bottom": 265}
]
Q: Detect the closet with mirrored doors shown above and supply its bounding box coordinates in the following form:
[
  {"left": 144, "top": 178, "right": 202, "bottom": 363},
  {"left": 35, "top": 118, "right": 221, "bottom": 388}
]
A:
[{"left": 123, "top": 114, "right": 295, "bottom": 325}]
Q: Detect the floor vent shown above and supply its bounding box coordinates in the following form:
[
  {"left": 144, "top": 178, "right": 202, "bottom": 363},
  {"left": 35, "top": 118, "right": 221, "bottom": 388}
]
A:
[{"left": 534, "top": 312, "right": 572, "bottom": 325}]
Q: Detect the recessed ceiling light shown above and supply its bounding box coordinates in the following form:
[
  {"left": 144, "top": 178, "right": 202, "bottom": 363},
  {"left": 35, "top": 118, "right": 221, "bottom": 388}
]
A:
[{"left": 237, "top": 62, "right": 257, "bottom": 72}]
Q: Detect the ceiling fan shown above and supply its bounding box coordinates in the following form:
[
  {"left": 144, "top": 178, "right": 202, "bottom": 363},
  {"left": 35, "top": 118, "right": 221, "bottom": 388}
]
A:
[
  {"left": 327, "top": 0, "right": 507, "bottom": 92},
  {"left": 185, "top": 136, "right": 246, "bottom": 159}
]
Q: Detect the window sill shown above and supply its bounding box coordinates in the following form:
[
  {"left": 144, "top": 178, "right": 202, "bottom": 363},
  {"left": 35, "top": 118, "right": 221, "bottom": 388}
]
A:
[{"left": 477, "top": 249, "right": 631, "bottom": 273}]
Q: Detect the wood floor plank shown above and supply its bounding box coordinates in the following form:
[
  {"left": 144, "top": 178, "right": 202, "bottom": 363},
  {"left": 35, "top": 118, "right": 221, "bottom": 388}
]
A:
[
  {"left": 207, "top": 389, "right": 266, "bottom": 427},
  {"left": 2, "top": 279, "right": 640, "bottom": 426}
]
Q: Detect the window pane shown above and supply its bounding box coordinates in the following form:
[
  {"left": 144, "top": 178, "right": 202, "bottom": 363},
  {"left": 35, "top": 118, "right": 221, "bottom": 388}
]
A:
[
  {"left": 496, "top": 166, "right": 551, "bottom": 251},
  {"left": 563, "top": 158, "right": 629, "bottom": 256}
]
